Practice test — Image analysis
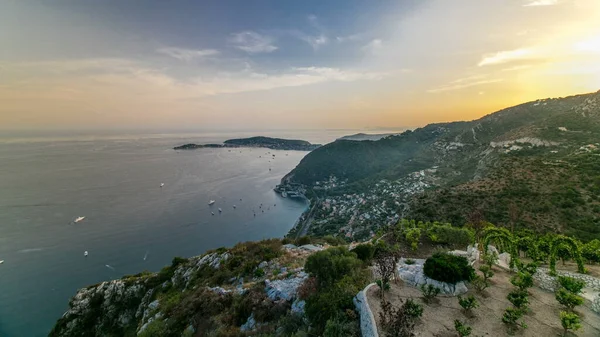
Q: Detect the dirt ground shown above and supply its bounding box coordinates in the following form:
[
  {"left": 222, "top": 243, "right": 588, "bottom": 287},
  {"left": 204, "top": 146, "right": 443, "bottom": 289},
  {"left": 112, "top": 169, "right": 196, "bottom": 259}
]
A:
[{"left": 367, "top": 264, "right": 600, "bottom": 337}]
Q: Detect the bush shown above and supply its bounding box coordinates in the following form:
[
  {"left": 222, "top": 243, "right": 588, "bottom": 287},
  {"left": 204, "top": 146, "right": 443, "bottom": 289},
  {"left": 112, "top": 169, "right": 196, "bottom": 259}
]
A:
[
  {"left": 478, "top": 265, "right": 494, "bottom": 282},
  {"left": 560, "top": 311, "right": 582, "bottom": 336},
  {"left": 427, "top": 225, "right": 474, "bottom": 245},
  {"left": 404, "top": 259, "right": 416, "bottom": 265},
  {"left": 471, "top": 275, "right": 489, "bottom": 293},
  {"left": 423, "top": 253, "right": 475, "bottom": 284},
  {"left": 581, "top": 239, "right": 600, "bottom": 263},
  {"left": 296, "top": 236, "right": 312, "bottom": 246},
  {"left": 555, "top": 288, "right": 584, "bottom": 310},
  {"left": 483, "top": 251, "right": 498, "bottom": 268},
  {"left": 351, "top": 243, "right": 375, "bottom": 262},
  {"left": 510, "top": 272, "right": 533, "bottom": 291},
  {"left": 305, "top": 247, "right": 362, "bottom": 288},
  {"left": 405, "top": 228, "right": 421, "bottom": 251},
  {"left": 254, "top": 268, "right": 265, "bottom": 278},
  {"left": 323, "top": 314, "right": 360, "bottom": 337},
  {"left": 558, "top": 276, "right": 585, "bottom": 295},
  {"left": 507, "top": 290, "right": 529, "bottom": 310},
  {"left": 379, "top": 298, "right": 423, "bottom": 337},
  {"left": 454, "top": 320, "right": 472, "bottom": 337},
  {"left": 420, "top": 284, "right": 440, "bottom": 303},
  {"left": 502, "top": 307, "right": 527, "bottom": 330},
  {"left": 458, "top": 295, "right": 478, "bottom": 313}
]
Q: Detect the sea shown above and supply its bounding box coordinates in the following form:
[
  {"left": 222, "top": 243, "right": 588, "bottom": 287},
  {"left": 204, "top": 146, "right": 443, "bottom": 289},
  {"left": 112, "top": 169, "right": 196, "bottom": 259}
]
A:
[{"left": 0, "top": 129, "right": 384, "bottom": 337}]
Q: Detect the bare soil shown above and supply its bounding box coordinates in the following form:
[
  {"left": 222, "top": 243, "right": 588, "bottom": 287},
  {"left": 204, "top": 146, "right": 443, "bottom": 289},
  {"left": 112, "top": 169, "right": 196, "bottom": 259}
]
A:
[{"left": 367, "top": 264, "right": 600, "bottom": 337}]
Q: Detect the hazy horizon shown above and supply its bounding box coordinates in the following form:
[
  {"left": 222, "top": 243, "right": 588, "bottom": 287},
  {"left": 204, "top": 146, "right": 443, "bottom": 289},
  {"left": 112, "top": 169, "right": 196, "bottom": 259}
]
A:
[{"left": 2, "top": 0, "right": 600, "bottom": 130}]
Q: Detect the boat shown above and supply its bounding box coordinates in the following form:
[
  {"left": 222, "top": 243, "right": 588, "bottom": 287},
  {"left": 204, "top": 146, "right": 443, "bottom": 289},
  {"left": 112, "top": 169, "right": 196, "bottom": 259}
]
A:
[
  {"left": 74, "top": 216, "right": 85, "bottom": 223},
  {"left": 218, "top": 208, "right": 222, "bottom": 213},
  {"left": 0, "top": 260, "right": 4, "bottom": 264},
  {"left": 233, "top": 205, "right": 236, "bottom": 209},
  {"left": 84, "top": 251, "right": 88, "bottom": 257},
  {"left": 208, "top": 200, "right": 215, "bottom": 205},
  {"left": 160, "top": 183, "right": 165, "bottom": 187},
  {"left": 211, "top": 212, "right": 215, "bottom": 215}
]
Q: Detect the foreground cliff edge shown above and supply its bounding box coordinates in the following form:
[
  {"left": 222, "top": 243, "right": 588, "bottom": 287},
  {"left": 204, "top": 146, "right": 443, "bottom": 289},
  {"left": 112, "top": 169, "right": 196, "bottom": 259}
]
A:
[{"left": 51, "top": 91, "right": 600, "bottom": 336}]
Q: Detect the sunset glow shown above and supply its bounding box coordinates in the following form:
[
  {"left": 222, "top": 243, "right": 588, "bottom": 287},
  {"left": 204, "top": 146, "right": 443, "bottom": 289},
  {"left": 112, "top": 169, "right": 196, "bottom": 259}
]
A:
[{"left": 1, "top": 0, "right": 599, "bottom": 130}]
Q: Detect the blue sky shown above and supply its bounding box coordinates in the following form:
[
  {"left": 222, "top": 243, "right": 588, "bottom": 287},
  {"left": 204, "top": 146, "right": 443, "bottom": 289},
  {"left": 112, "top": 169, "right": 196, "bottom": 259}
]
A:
[{"left": 1, "top": 0, "right": 599, "bottom": 129}]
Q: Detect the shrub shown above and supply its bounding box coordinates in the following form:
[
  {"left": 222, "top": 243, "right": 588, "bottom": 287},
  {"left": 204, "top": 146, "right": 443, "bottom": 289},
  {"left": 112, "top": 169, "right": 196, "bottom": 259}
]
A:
[
  {"left": 305, "top": 247, "right": 362, "bottom": 288},
  {"left": 478, "top": 265, "right": 494, "bottom": 282},
  {"left": 560, "top": 311, "right": 582, "bottom": 336},
  {"left": 376, "top": 279, "right": 391, "bottom": 292},
  {"left": 555, "top": 288, "right": 584, "bottom": 311},
  {"left": 323, "top": 235, "right": 347, "bottom": 246},
  {"left": 510, "top": 272, "right": 533, "bottom": 291},
  {"left": 558, "top": 276, "right": 585, "bottom": 295},
  {"left": 483, "top": 251, "right": 498, "bottom": 268},
  {"left": 458, "top": 295, "right": 478, "bottom": 314},
  {"left": 323, "top": 314, "right": 360, "bottom": 337},
  {"left": 502, "top": 307, "right": 527, "bottom": 330},
  {"left": 454, "top": 320, "right": 472, "bottom": 337},
  {"left": 427, "top": 225, "right": 474, "bottom": 245},
  {"left": 471, "top": 275, "right": 489, "bottom": 292},
  {"left": 507, "top": 290, "right": 529, "bottom": 310},
  {"left": 423, "top": 253, "right": 475, "bottom": 284},
  {"left": 405, "top": 228, "right": 421, "bottom": 251},
  {"left": 254, "top": 268, "right": 265, "bottom": 278},
  {"left": 420, "top": 284, "right": 440, "bottom": 303},
  {"left": 379, "top": 298, "right": 422, "bottom": 337},
  {"left": 296, "top": 236, "right": 312, "bottom": 246},
  {"left": 351, "top": 243, "right": 375, "bottom": 262},
  {"left": 404, "top": 259, "right": 416, "bottom": 265},
  {"left": 581, "top": 239, "right": 600, "bottom": 263}
]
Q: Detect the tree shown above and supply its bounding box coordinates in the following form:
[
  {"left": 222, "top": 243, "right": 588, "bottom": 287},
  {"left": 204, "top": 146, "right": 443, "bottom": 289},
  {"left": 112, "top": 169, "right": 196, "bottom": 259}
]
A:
[
  {"left": 507, "top": 290, "right": 529, "bottom": 310},
  {"left": 483, "top": 251, "right": 498, "bottom": 269},
  {"left": 581, "top": 239, "right": 600, "bottom": 263},
  {"left": 351, "top": 243, "right": 375, "bottom": 263},
  {"left": 454, "top": 319, "right": 472, "bottom": 337},
  {"left": 483, "top": 228, "right": 518, "bottom": 268},
  {"left": 420, "top": 284, "right": 440, "bottom": 304},
  {"left": 405, "top": 228, "right": 421, "bottom": 251},
  {"left": 479, "top": 265, "right": 494, "bottom": 283},
  {"left": 375, "top": 251, "right": 397, "bottom": 299},
  {"left": 457, "top": 295, "right": 478, "bottom": 316},
  {"left": 549, "top": 235, "right": 585, "bottom": 275},
  {"left": 502, "top": 307, "right": 527, "bottom": 332},
  {"left": 510, "top": 272, "right": 533, "bottom": 291},
  {"left": 555, "top": 288, "right": 584, "bottom": 311},
  {"left": 560, "top": 311, "right": 582, "bottom": 336},
  {"left": 471, "top": 275, "right": 489, "bottom": 293},
  {"left": 558, "top": 276, "right": 585, "bottom": 295}
]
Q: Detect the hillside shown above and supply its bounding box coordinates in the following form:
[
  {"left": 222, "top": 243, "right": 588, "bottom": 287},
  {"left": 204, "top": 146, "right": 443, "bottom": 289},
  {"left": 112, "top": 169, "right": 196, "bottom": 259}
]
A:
[{"left": 284, "top": 91, "right": 600, "bottom": 241}]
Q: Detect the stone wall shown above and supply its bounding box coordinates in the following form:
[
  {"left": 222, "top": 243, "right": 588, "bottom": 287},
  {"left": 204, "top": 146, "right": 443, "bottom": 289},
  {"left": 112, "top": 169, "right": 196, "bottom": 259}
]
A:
[
  {"left": 354, "top": 283, "right": 379, "bottom": 337},
  {"left": 533, "top": 267, "right": 600, "bottom": 314}
]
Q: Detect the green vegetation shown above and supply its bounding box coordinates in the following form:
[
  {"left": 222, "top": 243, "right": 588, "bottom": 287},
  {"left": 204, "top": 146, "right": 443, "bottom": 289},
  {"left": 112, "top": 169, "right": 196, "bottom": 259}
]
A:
[
  {"left": 555, "top": 288, "right": 584, "bottom": 311},
  {"left": 304, "top": 247, "right": 369, "bottom": 335},
  {"left": 420, "top": 284, "right": 440, "bottom": 303},
  {"left": 454, "top": 320, "right": 472, "bottom": 337},
  {"left": 457, "top": 295, "right": 478, "bottom": 315},
  {"left": 560, "top": 311, "right": 582, "bottom": 336},
  {"left": 558, "top": 276, "right": 586, "bottom": 295},
  {"left": 351, "top": 243, "right": 375, "bottom": 263},
  {"left": 507, "top": 290, "right": 529, "bottom": 311},
  {"left": 379, "top": 298, "right": 423, "bottom": 337},
  {"left": 510, "top": 272, "right": 533, "bottom": 292},
  {"left": 502, "top": 307, "right": 527, "bottom": 332},
  {"left": 423, "top": 253, "right": 475, "bottom": 284}
]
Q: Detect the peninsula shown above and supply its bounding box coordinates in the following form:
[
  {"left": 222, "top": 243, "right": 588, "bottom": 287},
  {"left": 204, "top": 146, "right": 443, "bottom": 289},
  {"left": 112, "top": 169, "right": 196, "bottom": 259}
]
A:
[{"left": 173, "top": 136, "right": 321, "bottom": 151}]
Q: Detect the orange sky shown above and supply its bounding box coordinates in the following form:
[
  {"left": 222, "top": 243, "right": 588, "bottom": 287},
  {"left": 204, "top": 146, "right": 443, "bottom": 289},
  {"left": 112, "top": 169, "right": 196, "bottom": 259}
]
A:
[{"left": 1, "top": 0, "right": 599, "bottom": 130}]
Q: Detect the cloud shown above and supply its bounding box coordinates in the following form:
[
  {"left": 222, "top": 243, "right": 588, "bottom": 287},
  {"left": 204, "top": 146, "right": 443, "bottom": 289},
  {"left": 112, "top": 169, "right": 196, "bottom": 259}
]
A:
[
  {"left": 299, "top": 34, "right": 329, "bottom": 50},
  {"left": 335, "top": 34, "right": 362, "bottom": 43},
  {"left": 362, "top": 39, "right": 383, "bottom": 54},
  {"left": 428, "top": 75, "right": 503, "bottom": 93},
  {"left": 523, "top": 0, "right": 559, "bottom": 6},
  {"left": 478, "top": 48, "right": 532, "bottom": 66},
  {"left": 156, "top": 47, "right": 219, "bottom": 61},
  {"left": 229, "top": 31, "right": 278, "bottom": 54}
]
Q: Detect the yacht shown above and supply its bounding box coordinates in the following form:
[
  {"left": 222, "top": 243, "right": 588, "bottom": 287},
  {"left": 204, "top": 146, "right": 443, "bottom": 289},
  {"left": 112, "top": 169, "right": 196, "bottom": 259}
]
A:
[
  {"left": 74, "top": 216, "right": 85, "bottom": 223},
  {"left": 218, "top": 208, "right": 222, "bottom": 213},
  {"left": 84, "top": 251, "right": 88, "bottom": 257},
  {"left": 208, "top": 200, "right": 215, "bottom": 205},
  {"left": 160, "top": 183, "right": 165, "bottom": 187}
]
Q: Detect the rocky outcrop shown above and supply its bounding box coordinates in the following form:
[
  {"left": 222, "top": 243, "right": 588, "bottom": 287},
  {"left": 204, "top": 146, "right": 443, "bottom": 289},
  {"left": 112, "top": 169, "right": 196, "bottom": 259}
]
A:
[
  {"left": 396, "top": 258, "right": 468, "bottom": 296},
  {"left": 265, "top": 271, "right": 308, "bottom": 301}
]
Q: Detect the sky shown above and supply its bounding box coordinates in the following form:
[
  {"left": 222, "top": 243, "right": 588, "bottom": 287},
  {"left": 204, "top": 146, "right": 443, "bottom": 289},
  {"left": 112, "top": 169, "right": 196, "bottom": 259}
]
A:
[{"left": 1, "top": 0, "right": 600, "bottom": 130}]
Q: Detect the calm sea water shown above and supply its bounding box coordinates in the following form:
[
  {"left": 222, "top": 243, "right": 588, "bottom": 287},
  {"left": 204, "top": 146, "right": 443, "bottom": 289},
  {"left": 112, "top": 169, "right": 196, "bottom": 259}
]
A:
[{"left": 0, "top": 130, "right": 373, "bottom": 336}]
